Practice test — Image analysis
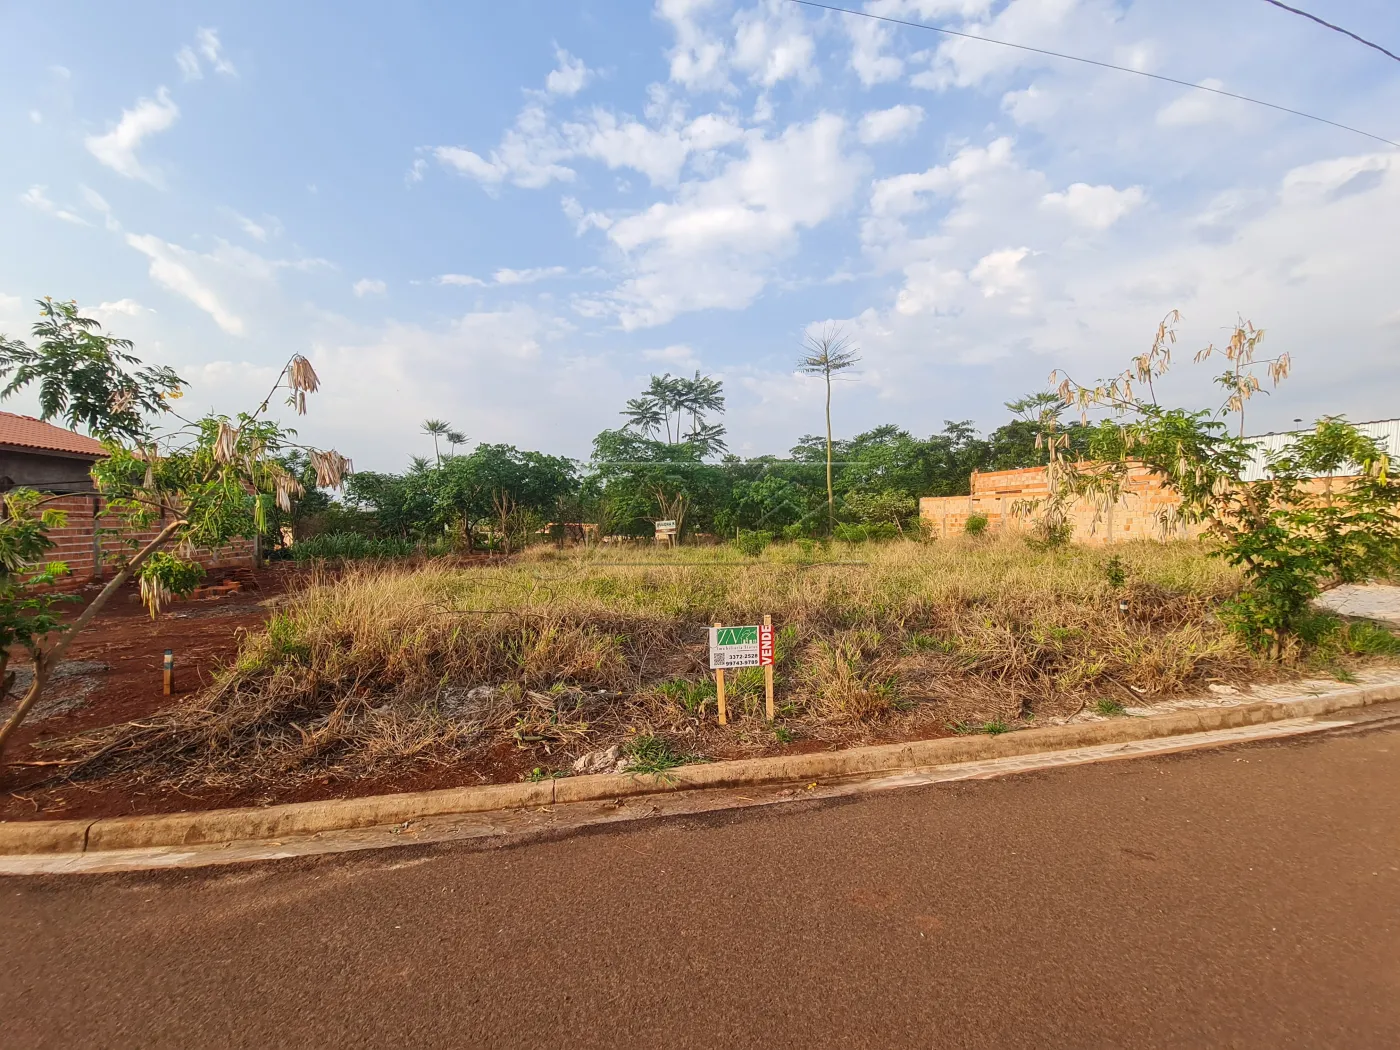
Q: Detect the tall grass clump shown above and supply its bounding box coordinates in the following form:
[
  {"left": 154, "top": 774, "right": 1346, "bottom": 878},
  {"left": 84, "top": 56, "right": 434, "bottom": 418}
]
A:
[
  {"left": 60, "top": 536, "right": 1287, "bottom": 786},
  {"left": 289, "top": 532, "right": 417, "bottom": 561}
]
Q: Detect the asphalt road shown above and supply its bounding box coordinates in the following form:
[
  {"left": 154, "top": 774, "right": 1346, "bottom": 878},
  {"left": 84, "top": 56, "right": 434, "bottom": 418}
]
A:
[{"left": 3, "top": 725, "right": 1399, "bottom": 1049}]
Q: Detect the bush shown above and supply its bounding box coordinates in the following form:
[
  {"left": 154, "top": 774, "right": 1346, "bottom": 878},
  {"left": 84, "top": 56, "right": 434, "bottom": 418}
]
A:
[
  {"left": 733, "top": 530, "right": 773, "bottom": 556},
  {"left": 288, "top": 532, "right": 417, "bottom": 562},
  {"left": 834, "top": 522, "right": 899, "bottom": 543},
  {"left": 963, "top": 514, "right": 989, "bottom": 537}
]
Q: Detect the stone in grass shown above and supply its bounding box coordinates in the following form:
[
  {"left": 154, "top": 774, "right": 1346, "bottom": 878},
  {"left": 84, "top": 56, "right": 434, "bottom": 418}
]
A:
[
  {"left": 437, "top": 684, "right": 500, "bottom": 720},
  {"left": 572, "top": 744, "right": 622, "bottom": 775}
]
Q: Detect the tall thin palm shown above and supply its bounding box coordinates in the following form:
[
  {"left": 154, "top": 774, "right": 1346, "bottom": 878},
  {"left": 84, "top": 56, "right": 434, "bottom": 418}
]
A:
[
  {"left": 421, "top": 418, "right": 451, "bottom": 465},
  {"left": 797, "top": 325, "right": 861, "bottom": 536},
  {"left": 677, "top": 370, "right": 725, "bottom": 441},
  {"left": 446, "top": 429, "right": 467, "bottom": 457}
]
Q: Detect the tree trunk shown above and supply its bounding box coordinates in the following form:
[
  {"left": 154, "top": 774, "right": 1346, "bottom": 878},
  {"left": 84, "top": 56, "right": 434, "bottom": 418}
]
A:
[
  {"left": 825, "top": 372, "right": 834, "bottom": 536},
  {"left": 0, "top": 518, "right": 186, "bottom": 761}
]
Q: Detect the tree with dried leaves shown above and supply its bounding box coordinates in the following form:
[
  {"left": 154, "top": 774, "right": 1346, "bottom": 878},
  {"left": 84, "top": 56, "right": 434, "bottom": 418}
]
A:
[
  {"left": 0, "top": 301, "right": 350, "bottom": 759},
  {"left": 1050, "top": 312, "right": 1396, "bottom": 658},
  {"left": 797, "top": 324, "right": 861, "bottom": 536}
]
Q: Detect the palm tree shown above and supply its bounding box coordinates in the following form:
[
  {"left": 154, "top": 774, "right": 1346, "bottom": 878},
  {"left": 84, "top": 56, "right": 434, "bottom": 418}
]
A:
[
  {"left": 677, "top": 370, "right": 725, "bottom": 442},
  {"left": 446, "top": 429, "right": 467, "bottom": 457},
  {"left": 622, "top": 396, "right": 666, "bottom": 439},
  {"left": 797, "top": 324, "right": 861, "bottom": 536},
  {"left": 421, "top": 418, "right": 450, "bottom": 465}
]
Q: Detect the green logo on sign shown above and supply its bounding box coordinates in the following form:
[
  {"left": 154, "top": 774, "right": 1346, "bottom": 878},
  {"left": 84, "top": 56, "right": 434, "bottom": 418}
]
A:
[{"left": 716, "top": 626, "right": 758, "bottom": 646}]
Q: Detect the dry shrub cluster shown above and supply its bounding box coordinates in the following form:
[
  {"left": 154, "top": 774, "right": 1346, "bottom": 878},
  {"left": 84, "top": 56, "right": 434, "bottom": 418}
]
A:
[{"left": 59, "top": 536, "right": 1271, "bottom": 787}]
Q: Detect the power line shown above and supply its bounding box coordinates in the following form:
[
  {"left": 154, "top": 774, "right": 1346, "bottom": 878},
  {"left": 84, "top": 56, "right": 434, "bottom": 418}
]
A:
[
  {"left": 784, "top": 0, "right": 1399, "bottom": 149},
  {"left": 1259, "top": 0, "right": 1400, "bottom": 64}
]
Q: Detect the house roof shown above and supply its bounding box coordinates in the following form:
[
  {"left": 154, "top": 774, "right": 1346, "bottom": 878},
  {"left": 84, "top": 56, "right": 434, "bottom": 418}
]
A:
[{"left": 0, "top": 412, "right": 108, "bottom": 458}]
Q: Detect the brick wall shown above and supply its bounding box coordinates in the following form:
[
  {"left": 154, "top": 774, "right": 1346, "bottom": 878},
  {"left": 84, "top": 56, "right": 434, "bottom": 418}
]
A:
[
  {"left": 919, "top": 465, "right": 1202, "bottom": 546},
  {"left": 920, "top": 465, "right": 1361, "bottom": 545},
  {"left": 26, "top": 495, "right": 256, "bottom": 588}
]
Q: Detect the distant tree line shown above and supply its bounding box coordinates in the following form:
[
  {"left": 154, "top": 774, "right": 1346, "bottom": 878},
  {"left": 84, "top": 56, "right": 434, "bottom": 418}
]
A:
[{"left": 294, "top": 377, "right": 1091, "bottom": 548}]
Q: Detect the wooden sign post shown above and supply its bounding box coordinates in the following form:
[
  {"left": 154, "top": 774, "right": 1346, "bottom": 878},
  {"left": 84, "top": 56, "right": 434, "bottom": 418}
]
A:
[
  {"left": 163, "top": 648, "right": 174, "bottom": 696},
  {"left": 762, "top": 614, "right": 775, "bottom": 721},
  {"left": 707, "top": 617, "right": 777, "bottom": 725},
  {"left": 712, "top": 621, "right": 727, "bottom": 725}
]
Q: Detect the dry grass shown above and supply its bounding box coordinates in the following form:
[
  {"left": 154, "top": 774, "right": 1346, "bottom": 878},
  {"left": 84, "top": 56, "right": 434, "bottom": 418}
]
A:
[{"left": 58, "top": 536, "right": 1280, "bottom": 787}]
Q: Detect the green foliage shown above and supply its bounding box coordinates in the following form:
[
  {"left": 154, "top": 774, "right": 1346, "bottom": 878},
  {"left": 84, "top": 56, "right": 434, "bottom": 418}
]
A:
[
  {"left": 834, "top": 521, "right": 899, "bottom": 543},
  {"left": 622, "top": 734, "right": 690, "bottom": 776},
  {"left": 733, "top": 529, "right": 773, "bottom": 556},
  {"left": 0, "top": 298, "right": 183, "bottom": 440},
  {"left": 656, "top": 677, "right": 717, "bottom": 714},
  {"left": 289, "top": 532, "right": 417, "bottom": 561},
  {"left": 1104, "top": 555, "right": 1127, "bottom": 590},
  {"left": 964, "top": 514, "right": 989, "bottom": 537},
  {"left": 981, "top": 719, "right": 1011, "bottom": 735},
  {"left": 0, "top": 490, "right": 77, "bottom": 669},
  {"left": 1094, "top": 698, "right": 1128, "bottom": 717},
  {"left": 136, "top": 552, "right": 206, "bottom": 617}
]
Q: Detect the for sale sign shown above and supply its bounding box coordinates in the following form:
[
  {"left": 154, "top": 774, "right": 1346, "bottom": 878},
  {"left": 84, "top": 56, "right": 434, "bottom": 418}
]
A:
[{"left": 708, "top": 624, "right": 775, "bottom": 670}]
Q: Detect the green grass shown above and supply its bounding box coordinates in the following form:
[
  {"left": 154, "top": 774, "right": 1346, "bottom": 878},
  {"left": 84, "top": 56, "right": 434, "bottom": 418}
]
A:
[
  {"left": 288, "top": 532, "right": 417, "bottom": 561},
  {"left": 1094, "top": 698, "right": 1128, "bottom": 717},
  {"left": 621, "top": 735, "right": 690, "bottom": 777}
]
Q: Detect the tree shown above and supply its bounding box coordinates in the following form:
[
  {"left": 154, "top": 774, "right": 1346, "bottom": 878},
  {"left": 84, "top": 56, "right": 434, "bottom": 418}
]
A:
[
  {"left": 797, "top": 325, "right": 861, "bottom": 535},
  {"left": 620, "top": 372, "right": 726, "bottom": 452},
  {"left": 0, "top": 297, "right": 184, "bottom": 440},
  {"left": 421, "top": 419, "right": 451, "bottom": 465},
  {"left": 1052, "top": 314, "right": 1397, "bottom": 658},
  {"left": 0, "top": 303, "right": 349, "bottom": 759},
  {"left": 446, "top": 429, "right": 467, "bottom": 457}
]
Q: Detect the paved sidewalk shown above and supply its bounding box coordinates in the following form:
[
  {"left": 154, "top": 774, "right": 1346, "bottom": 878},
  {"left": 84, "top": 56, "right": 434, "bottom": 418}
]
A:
[{"left": 1316, "top": 583, "right": 1400, "bottom": 625}]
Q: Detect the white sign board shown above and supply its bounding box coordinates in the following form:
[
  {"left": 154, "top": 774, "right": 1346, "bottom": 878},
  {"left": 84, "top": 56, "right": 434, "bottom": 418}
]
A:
[
  {"left": 655, "top": 519, "right": 677, "bottom": 532},
  {"left": 708, "top": 624, "right": 775, "bottom": 670}
]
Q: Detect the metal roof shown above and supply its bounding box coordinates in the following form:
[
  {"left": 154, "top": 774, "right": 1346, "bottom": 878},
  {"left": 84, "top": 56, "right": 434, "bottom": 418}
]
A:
[{"left": 1241, "top": 419, "right": 1400, "bottom": 482}]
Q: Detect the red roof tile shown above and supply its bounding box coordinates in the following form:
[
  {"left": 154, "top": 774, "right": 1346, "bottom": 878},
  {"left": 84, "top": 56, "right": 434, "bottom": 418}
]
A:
[{"left": 0, "top": 412, "right": 107, "bottom": 458}]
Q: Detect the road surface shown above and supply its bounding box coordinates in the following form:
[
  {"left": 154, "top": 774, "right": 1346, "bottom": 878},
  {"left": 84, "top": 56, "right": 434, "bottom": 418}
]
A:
[{"left": 3, "top": 724, "right": 1398, "bottom": 1048}]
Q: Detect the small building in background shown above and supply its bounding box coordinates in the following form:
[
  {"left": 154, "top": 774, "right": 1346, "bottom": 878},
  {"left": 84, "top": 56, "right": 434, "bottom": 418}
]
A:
[
  {"left": 0, "top": 410, "right": 256, "bottom": 585},
  {"left": 0, "top": 412, "right": 108, "bottom": 494}
]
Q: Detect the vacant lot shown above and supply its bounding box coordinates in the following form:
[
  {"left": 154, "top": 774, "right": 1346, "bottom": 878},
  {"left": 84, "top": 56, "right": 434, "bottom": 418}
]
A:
[{"left": 6, "top": 537, "right": 1396, "bottom": 820}]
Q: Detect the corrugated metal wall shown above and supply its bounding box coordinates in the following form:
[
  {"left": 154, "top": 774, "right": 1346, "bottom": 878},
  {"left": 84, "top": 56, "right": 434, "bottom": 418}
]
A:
[{"left": 1241, "top": 419, "right": 1400, "bottom": 482}]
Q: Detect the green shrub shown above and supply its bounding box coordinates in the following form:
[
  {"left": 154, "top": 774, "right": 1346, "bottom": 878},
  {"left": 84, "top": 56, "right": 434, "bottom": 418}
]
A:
[
  {"left": 963, "top": 514, "right": 989, "bottom": 537},
  {"left": 288, "top": 532, "right": 416, "bottom": 561},
  {"left": 733, "top": 529, "right": 773, "bottom": 556}
]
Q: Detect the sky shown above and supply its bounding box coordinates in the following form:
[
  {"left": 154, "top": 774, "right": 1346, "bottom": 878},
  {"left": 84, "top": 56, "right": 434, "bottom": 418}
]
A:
[{"left": 2, "top": 0, "right": 1398, "bottom": 471}]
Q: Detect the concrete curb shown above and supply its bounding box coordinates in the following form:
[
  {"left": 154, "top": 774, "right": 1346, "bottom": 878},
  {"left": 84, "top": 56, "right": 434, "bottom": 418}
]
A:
[{"left": 5, "top": 681, "right": 1398, "bottom": 857}]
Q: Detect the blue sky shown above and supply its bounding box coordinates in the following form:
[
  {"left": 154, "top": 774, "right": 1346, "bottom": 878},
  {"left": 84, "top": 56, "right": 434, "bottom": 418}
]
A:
[{"left": 3, "top": 0, "right": 1398, "bottom": 470}]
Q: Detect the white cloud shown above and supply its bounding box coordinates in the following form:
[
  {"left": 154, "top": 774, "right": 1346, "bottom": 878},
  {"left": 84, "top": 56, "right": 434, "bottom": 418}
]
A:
[
  {"left": 545, "top": 47, "right": 592, "bottom": 96},
  {"left": 493, "top": 266, "right": 567, "bottom": 285},
  {"left": 176, "top": 47, "right": 202, "bottom": 81},
  {"left": 353, "top": 278, "right": 387, "bottom": 297},
  {"left": 239, "top": 216, "right": 267, "bottom": 241},
  {"left": 125, "top": 233, "right": 245, "bottom": 335},
  {"left": 437, "top": 273, "right": 487, "bottom": 287},
  {"left": 85, "top": 88, "right": 180, "bottom": 184},
  {"left": 858, "top": 104, "right": 924, "bottom": 144},
  {"left": 846, "top": 16, "right": 902, "bottom": 87},
  {"left": 657, "top": 0, "right": 730, "bottom": 91},
  {"left": 970, "top": 246, "right": 1031, "bottom": 297},
  {"left": 562, "top": 196, "right": 614, "bottom": 234},
  {"left": 19, "top": 185, "right": 87, "bottom": 225},
  {"left": 732, "top": 0, "right": 818, "bottom": 88},
  {"left": 642, "top": 344, "right": 700, "bottom": 366},
  {"left": 178, "top": 28, "right": 236, "bottom": 80},
  {"left": 600, "top": 112, "right": 866, "bottom": 328},
  {"left": 29, "top": 110, "right": 42, "bottom": 124},
  {"left": 94, "top": 299, "right": 147, "bottom": 319},
  {"left": 434, "top": 104, "right": 574, "bottom": 189},
  {"left": 1041, "top": 182, "right": 1146, "bottom": 229},
  {"left": 1157, "top": 78, "right": 1230, "bottom": 127},
  {"left": 406, "top": 157, "right": 427, "bottom": 184}
]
